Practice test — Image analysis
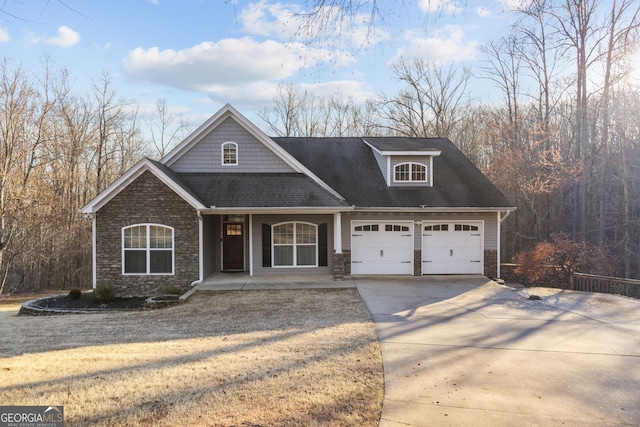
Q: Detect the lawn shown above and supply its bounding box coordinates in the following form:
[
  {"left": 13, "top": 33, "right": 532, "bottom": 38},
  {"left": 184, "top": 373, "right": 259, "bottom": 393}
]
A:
[{"left": 0, "top": 289, "right": 383, "bottom": 426}]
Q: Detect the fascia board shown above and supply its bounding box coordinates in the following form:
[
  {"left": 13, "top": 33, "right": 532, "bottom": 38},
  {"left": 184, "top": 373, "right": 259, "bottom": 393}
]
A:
[
  {"left": 362, "top": 139, "right": 441, "bottom": 156},
  {"left": 200, "top": 206, "right": 355, "bottom": 215},
  {"left": 379, "top": 150, "right": 442, "bottom": 156},
  {"left": 81, "top": 159, "right": 205, "bottom": 214},
  {"left": 351, "top": 207, "right": 517, "bottom": 213}
]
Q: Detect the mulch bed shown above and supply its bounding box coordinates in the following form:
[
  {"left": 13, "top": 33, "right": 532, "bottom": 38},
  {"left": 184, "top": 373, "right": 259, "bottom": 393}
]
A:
[{"left": 34, "top": 293, "right": 147, "bottom": 310}]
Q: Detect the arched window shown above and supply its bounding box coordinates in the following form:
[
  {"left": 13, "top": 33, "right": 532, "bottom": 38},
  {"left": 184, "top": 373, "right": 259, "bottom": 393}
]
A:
[
  {"left": 394, "top": 162, "right": 426, "bottom": 182},
  {"left": 272, "top": 222, "right": 317, "bottom": 267},
  {"left": 221, "top": 142, "right": 238, "bottom": 165},
  {"left": 122, "top": 224, "right": 174, "bottom": 274}
]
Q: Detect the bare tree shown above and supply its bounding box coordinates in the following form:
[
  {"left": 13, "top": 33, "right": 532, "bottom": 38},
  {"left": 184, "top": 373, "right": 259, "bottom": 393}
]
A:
[
  {"left": 378, "top": 58, "right": 469, "bottom": 138},
  {"left": 147, "top": 98, "right": 190, "bottom": 159}
]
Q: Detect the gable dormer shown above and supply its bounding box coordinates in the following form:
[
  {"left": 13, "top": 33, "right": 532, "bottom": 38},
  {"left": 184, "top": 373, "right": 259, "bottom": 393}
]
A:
[{"left": 363, "top": 138, "right": 442, "bottom": 187}]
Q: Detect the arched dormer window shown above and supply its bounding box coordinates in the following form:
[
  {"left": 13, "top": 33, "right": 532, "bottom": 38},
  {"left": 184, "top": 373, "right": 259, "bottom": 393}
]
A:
[
  {"left": 221, "top": 142, "right": 238, "bottom": 165},
  {"left": 394, "top": 162, "right": 426, "bottom": 182}
]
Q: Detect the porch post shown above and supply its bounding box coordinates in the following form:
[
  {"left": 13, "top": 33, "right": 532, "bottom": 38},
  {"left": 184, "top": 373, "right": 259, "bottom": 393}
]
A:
[
  {"left": 248, "top": 214, "right": 253, "bottom": 276},
  {"left": 334, "top": 212, "right": 342, "bottom": 253},
  {"left": 332, "top": 212, "right": 344, "bottom": 280}
]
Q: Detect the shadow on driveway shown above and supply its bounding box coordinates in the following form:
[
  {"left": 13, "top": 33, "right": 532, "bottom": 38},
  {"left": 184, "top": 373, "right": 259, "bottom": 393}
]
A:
[{"left": 355, "top": 275, "right": 640, "bottom": 427}]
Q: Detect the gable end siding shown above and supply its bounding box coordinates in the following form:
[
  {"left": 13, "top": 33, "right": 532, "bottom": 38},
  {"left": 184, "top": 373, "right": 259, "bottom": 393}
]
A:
[
  {"left": 371, "top": 149, "right": 388, "bottom": 184},
  {"left": 95, "top": 171, "right": 199, "bottom": 296},
  {"left": 170, "top": 117, "right": 295, "bottom": 173}
]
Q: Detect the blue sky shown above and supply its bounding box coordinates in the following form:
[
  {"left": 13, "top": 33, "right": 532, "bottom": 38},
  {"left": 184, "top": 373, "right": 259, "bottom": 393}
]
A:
[{"left": 0, "top": 0, "right": 599, "bottom": 126}]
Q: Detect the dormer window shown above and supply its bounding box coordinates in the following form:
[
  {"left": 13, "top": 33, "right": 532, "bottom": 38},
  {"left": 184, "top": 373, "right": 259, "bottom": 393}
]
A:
[
  {"left": 394, "top": 162, "right": 426, "bottom": 182},
  {"left": 222, "top": 142, "right": 238, "bottom": 165}
]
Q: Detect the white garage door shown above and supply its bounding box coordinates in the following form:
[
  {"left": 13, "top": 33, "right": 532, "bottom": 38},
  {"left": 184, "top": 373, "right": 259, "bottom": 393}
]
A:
[
  {"left": 351, "top": 221, "right": 414, "bottom": 275},
  {"left": 422, "top": 222, "right": 483, "bottom": 274}
]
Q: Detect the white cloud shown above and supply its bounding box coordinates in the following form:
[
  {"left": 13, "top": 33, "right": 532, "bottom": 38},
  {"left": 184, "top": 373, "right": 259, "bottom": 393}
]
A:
[
  {"left": 498, "top": 0, "right": 533, "bottom": 10},
  {"left": 418, "top": 0, "right": 463, "bottom": 14},
  {"left": 122, "top": 37, "right": 338, "bottom": 93},
  {"left": 0, "top": 27, "right": 10, "bottom": 42},
  {"left": 44, "top": 26, "right": 80, "bottom": 48},
  {"left": 240, "top": 0, "right": 389, "bottom": 49},
  {"left": 393, "top": 25, "right": 479, "bottom": 64}
]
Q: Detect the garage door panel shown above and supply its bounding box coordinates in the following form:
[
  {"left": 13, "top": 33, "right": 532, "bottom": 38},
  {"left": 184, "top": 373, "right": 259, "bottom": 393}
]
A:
[
  {"left": 422, "top": 222, "right": 484, "bottom": 275},
  {"left": 351, "top": 222, "right": 414, "bottom": 275}
]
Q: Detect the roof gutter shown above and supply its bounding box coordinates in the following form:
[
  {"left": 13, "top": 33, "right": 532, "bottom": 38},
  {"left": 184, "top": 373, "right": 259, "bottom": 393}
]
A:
[
  {"left": 352, "top": 206, "right": 518, "bottom": 213},
  {"left": 499, "top": 209, "right": 515, "bottom": 223},
  {"left": 199, "top": 206, "right": 356, "bottom": 215}
]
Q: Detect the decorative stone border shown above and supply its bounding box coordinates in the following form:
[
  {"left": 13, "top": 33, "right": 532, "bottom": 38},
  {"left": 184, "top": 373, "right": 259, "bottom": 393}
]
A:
[{"left": 19, "top": 294, "right": 98, "bottom": 316}]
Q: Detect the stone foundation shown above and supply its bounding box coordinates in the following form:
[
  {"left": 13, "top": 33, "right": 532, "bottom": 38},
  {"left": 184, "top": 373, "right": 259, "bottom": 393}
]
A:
[{"left": 484, "top": 250, "right": 498, "bottom": 278}]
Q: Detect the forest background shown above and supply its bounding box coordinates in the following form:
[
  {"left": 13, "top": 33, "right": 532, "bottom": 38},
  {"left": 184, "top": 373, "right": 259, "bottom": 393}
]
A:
[{"left": 1, "top": 0, "right": 640, "bottom": 294}]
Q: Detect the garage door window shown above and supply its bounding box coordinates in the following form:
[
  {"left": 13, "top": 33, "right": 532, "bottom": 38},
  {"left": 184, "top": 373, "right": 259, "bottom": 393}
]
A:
[
  {"left": 273, "top": 222, "right": 317, "bottom": 267},
  {"left": 424, "top": 224, "right": 448, "bottom": 231},
  {"left": 354, "top": 224, "right": 379, "bottom": 231},
  {"left": 454, "top": 224, "right": 479, "bottom": 231},
  {"left": 386, "top": 224, "right": 410, "bottom": 232}
]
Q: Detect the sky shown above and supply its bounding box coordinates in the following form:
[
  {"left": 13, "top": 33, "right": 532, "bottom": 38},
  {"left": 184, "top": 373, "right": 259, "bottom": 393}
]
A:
[{"left": 0, "top": 0, "right": 635, "bottom": 129}]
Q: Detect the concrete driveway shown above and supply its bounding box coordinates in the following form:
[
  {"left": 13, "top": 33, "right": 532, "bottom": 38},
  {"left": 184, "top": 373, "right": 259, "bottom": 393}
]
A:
[{"left": 355, "top": 276, "right": 640, "bottom": 427}]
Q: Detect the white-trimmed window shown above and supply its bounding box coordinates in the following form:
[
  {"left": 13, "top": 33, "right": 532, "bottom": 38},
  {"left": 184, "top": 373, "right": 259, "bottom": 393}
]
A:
[
  {"left": 221, "top": 142, "right": 238, "bottom": 165},
  {"left": 272, "top": 222, "right": 317, "bottom": 267},
  {"left": 122, "top": 224, "right": 174, "bottom": 274},
  {"left": 394, "top": 162, "right": 427, "bottom": 182}
]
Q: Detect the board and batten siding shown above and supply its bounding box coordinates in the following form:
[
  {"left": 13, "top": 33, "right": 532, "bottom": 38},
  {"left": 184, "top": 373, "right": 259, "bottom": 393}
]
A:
[
  {"left": 170, "top": 117, "right": 295, "bottom": 173},
  {"left": 251, "top": 214, "right": 334, "bottom": 275},
  {"left": 340, "top": 211, "right": 498, "bottom": 251}
]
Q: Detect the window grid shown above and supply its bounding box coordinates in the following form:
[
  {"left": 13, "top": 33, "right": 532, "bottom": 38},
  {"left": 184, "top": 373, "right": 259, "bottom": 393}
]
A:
[
  {"left": 394, "top": 162, "right": 428, "bottom": 182},
  {"left": 222, "top": 142, "right": 238, "bottom": 165},
  {"left": 272, "top": 222, "right": 318, "bottom": 267},
  {"left": 123, "top": 224, "right": 174, "bottom": 275}
]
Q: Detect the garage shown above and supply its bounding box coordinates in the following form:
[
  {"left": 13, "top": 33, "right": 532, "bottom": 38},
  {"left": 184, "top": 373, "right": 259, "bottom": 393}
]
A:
[
  {"left": 351, "top": 221, "right": 414, "bottom": 275},
  {"left": 422, "top": 221, "right": 484, "bottom": 274}
]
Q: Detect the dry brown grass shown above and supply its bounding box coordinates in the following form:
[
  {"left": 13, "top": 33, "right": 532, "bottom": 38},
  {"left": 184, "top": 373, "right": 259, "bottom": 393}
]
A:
[{"left": 0, "top": 289, "right": 383, "bottom": 426}]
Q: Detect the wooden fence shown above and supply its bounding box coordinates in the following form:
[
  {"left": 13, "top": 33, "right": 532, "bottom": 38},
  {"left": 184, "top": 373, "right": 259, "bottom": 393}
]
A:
[{"left": 571, "top": 273, "right": 640, "bottom": 299}]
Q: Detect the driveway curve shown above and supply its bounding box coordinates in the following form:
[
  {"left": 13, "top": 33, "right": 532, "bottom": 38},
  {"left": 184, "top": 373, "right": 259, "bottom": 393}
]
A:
[{"left": 355, "top": 275, "right": 640, "bottom": 427}]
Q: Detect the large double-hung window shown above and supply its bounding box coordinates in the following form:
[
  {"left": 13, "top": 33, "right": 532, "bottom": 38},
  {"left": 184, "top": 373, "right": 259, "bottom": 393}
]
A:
[
  {"left": 272, "top": 222, "right": 317, "bottom": 267},
  {"left": 123, "top": 224, "right": 174, "bottom": 274}
]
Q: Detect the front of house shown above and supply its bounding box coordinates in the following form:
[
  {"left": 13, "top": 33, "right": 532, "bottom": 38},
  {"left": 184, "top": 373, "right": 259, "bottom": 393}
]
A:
[{"left": 82, "top": 104, "right": 515, "bottom": 296}]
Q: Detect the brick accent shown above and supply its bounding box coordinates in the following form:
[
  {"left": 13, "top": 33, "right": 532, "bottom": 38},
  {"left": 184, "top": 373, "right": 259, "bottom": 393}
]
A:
[
  {"left": 333, "top": 252, "right": 345, "bottom": 280},
  {"left": 414, "top": 250, "right": 421, "bottom": 276},
  {"left": 95, "top": 171, "right": 199, "bottom": 297},
  {"left": 343, "top": 250, "right": 352, "bottom": 277},
  {"left": 484, "top": 250, "right": 498, "bottom": 278}
]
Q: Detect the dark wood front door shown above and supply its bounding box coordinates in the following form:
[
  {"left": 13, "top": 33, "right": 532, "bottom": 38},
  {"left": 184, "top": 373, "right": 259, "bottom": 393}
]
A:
[{"left": 222, "top": 222, "right": 244, "bottom": 271}]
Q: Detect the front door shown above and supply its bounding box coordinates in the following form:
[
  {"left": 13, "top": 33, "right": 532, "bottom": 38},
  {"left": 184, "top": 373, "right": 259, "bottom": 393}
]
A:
[{"left": 222, "top": 222, "right": 244, "bottom": 271}]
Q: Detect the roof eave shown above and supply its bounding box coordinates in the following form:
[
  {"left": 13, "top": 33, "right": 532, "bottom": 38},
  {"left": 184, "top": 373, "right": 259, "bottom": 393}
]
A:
[{"left": 80, "top": 158, "right": 206, "bottom": 214}]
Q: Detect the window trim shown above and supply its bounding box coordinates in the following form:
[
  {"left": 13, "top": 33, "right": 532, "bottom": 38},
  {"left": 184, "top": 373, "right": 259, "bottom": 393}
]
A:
[
  {"left": 393, "top": 162, "right": 428, "bottom": 183},
  {"left": 271, "top": 221, "right": 318, "bottom": 268},
  {"left": 122, "top": 224, "right": 174, "bottom": 275},
  {"left": 221, "top": 141, "right": 238, "bottom": 166}
]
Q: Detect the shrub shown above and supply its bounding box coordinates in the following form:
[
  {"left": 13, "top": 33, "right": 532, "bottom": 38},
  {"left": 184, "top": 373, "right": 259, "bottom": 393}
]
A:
[
  {"left": 514, "top": 234, "right": 615, "bottom": 288},
  {"left": 93, "top": 282, "right": 117, "bottom": 303},
  {"left": 68, "top": 288, "right": 82, "bottom": 300}
]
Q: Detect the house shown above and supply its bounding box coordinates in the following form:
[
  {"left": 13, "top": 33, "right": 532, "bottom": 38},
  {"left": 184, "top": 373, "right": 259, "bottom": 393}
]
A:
[{"left": 81, "top": 104, "right": 515, "bottom": 296}]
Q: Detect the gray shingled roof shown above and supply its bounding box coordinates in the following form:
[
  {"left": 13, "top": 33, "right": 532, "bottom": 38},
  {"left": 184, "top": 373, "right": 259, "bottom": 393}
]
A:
[
  {"left": 272, "top": 137, "right": 514, "bottom": 209},
  {"left": 175, "top": 173, "right": 349, "bottom": 208}
]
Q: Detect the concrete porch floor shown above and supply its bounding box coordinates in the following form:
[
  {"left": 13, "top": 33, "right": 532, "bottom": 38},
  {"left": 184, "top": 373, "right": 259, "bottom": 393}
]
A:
[{"left": 181, "top": 272, "right": 356, "bottom": 300}]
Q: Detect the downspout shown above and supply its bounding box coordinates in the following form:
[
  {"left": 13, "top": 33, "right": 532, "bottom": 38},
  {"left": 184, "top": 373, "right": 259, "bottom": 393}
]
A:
[
  {"left": 497, "top": 210, "right": 514, "bottom": 279},
  {"left": 190, "top": 211, "right": 204, "bottom": 287},
  {"left": 91, "top": 213, "right": 97, "bottom": 288},
  {"left": 499, "top": 210, "right": 512, "bottom": 223}
]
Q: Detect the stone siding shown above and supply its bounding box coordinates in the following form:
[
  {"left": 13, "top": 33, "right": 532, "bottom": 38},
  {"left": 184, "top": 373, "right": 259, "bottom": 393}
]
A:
[
  {"left": 95, "top": 171, "right": 199, "bottom": 297},
  {"left": 484, "top": 250, "right": 498, "bottom": 279},
  {"left": 414, "top": 250, "right": 421, "bottom": 276}
]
